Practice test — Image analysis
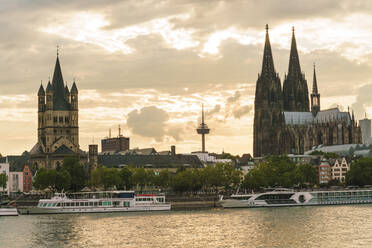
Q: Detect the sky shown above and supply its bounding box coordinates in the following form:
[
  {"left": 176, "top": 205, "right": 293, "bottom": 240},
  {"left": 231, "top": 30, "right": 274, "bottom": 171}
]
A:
[{"left": 1, "top": 0, "right": 372, "bottom": 156}]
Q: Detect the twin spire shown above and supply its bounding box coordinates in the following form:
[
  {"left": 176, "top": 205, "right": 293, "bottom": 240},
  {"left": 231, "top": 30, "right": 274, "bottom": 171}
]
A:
[{"left": 261, "top": 24, "right": 276, "bottom": 76}]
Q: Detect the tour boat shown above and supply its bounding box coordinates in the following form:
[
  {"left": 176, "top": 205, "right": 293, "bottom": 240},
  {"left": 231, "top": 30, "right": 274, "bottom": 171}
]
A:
[
  {"left": 18, "top": 191, "right": 171, "bottom": 214},
  {"left": 220, "top": 188, "right": 372, "bottom": 208},
  {"left": 0, "top": 207, "right": 18, "bottom": 216}
]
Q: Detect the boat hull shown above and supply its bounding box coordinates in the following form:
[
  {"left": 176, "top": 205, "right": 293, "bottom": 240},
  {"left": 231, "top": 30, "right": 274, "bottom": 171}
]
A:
[
  {"left": 0, "top": 207, "right": 18, "bottom": 216},
  {"left": 19, "top": 204, "right": 171, "bottom": 215}
]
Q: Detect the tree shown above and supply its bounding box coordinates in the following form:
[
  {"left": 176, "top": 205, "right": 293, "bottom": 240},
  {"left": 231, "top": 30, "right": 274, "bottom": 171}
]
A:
[
  {"left": 294, "top": 163, "right": 317, "bottom": 187},
  {"left": 346, "top": 157, "right": 372, "bottom": 186},
  {"left": 119, "top": 167, "right": 133, "bottom": 189},
  {"left": 33, "top": 168, "right": 51, "bottom": 190},
  {"left": 55, "top": 170, "right": 72, "bottom": 191},
  {"left": 241, "top": 155, "right": 317, "bottom": 190},
  {"left": 154, "top": 169, "right": 172, "bottom": 188},
  {"left": 102, "top": 168, "right": 121, "bottom": 189},
  {"left": 62, "top": 157, "right": 87, "bottom": 192},
  {"left": 132, "top": 168, "right": 148, "bottom": 190},
  {"left": 0, "top": 173, "right": 8, "bottom": 191}
]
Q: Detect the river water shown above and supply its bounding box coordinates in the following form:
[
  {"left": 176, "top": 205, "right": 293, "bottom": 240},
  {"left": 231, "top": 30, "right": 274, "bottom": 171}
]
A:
[{"left": 1, "top": 206, "right": 372, "bottom": 248}]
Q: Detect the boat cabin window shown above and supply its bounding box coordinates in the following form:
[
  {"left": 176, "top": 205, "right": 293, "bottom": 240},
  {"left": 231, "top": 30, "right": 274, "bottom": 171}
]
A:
[
  {"left": 85, "top": 202, "right": 89, "bottom": 206},
  {"left": 94, "top": 202, "right": 98, "bottom": 206},
  {"left": 79, "top": 202, "right": 84, "bottom": 207},
  {"left": 99, "top": 202, "right": 103, "bottom": 206},
  {"left": 66, "top": 202, "right": 70, "bottom": 207},
  {"left": 56, "top": 203, "right": 61, "bottom": 207},
  {"left": 89, "top": 202, "right": 93, "bottom": 206},
  {"left": 124, "top": 201, "right": 130, "bottom": 207}
]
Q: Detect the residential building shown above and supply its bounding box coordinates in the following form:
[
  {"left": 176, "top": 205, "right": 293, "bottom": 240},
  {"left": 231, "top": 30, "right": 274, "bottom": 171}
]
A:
[
  {"left": 331, "top": 157, "right": 350, "bottom": 183},
  {"left": 318, "top": 159, "right": 331, "bottom": 184},
  {"left": 9, "top": 172, "right": 23, "bottom": 193},
  {"left": 23, "top": 164, "right": 33, "bottom": 193}
]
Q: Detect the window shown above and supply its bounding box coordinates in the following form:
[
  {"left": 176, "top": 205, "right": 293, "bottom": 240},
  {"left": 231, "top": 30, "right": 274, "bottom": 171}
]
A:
[
  {"left": 66, "top": 202, "right": 70, "bottom": 207},
  {"left": 59, "top": 116, "right": 63, "bottom": 123},
  {"left": 89, "top": 202, "right": 93, "bottom": 206},
  {"left": 56, "top": 203, "right": 61, "bottom": 207},
  {"left": 65, "top": 117, "right": 69, "bottom": 123},
  {"left": 94, "top": 202, "right": 98, "bottom": 206},
  {"left": 53, "top": 116, "right": 58, "bottom": 123},
  {"left": 99, "top": 202, "right": 103, "bottom": 206},
  {"left": 80, "top": 202, "right": 84, "bottom": 206},
  {"left": 85, "top": 202, "right": 89, "bottom": 206}
]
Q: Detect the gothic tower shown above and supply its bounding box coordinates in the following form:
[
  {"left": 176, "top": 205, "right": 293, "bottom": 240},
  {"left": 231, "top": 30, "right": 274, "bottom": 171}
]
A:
[
  {"left": 283, "top": 27, "right": 309, "bottom": 112},
  {"left": 32, "top": 53, "right": 81, "bottom": 169},
  {"left": 253, "top": 25, "right": 284, "bottom": 157},
  {"left": 310, "top": 64, "right": 320, "bottom": 116}
]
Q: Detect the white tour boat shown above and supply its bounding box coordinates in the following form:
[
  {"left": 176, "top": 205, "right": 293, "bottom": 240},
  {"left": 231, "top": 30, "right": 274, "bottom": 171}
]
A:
[
  {"left": 220, "top": 188, "right": 372, "bottom": 208},
  {"left": 18, "top": 191, "right": 171, "bottom": 214}
]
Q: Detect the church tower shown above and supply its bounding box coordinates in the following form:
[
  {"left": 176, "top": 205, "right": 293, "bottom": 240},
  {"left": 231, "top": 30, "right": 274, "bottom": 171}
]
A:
[
  {"left": 310, "top": 64, "right": 320, "bottom": 116},
  {"left": 253, "top": 25, "right": 284, "bottom": 157},
  {"left": 31, "top": 53, "right": 81, "bottom": 169},
  {"left": 283, "top": 27, "right": 309, "bottom": 112}
]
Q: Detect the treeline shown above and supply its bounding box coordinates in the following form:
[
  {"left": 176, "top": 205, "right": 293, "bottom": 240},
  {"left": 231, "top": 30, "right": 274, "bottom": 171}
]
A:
[
  {"left": 32, "top": 156, "right": 372, "bottom": 193},
  {"left": 33, "top": 157, "right": 242, "bottom": 193},
  {"left": 242, "top": 156, "right": 318, "bottom": 189}
]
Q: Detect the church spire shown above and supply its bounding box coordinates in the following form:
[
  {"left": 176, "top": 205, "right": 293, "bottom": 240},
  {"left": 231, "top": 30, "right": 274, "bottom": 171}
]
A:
[
  {"left": 261, "top": 24, "right": 275, "bottom": 76},
  {"left": 51, "top": 54, "right": 70, "bottom": 110},
  {"left": 312, "top": 63, "right": 318, "bottom": 94},
  {"left": 283, "top": 26, "right": 309, "bottom": 112},
  {"left": 288, "top": 26, "right": 301, "bottom": 76}
]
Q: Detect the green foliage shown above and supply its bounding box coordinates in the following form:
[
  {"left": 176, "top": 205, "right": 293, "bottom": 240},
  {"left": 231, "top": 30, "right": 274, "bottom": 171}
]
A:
[
  {"left": 310, "top": 150, "right": 339, "bottom": 159},
  {"left": 62, "top": 157, "right": 87, "bottom": 192},
  {"left": 33, "top": 168, "right": 71, "bottom": 191},
  {"left": 0, "top": 173, "right": 8, "bottom": 190},
  {"left": 119, "top": 167, "right": 133, "bottom": 189},
  {"left": 346, "top": 157, "right": 372, "bottom": 186},
  {"left": 242, "top": 156, "right": 318, "bottom": 190}
]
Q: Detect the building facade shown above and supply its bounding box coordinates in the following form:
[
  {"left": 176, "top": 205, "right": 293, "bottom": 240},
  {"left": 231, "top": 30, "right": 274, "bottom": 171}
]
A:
[
  {"left": 30, "top": 55, "right": 87, "bottom": 169},
  {"left": 9, "top": 172, "right": 23, "bottom": 193},
  {"left": 23, "top": 164, "right": 33, "bottom": 193},
  {"left": 101, "top": 136, "right": 130, "bottom": 153},
  {"left": 253, "top": 25, "right": 362, "bottom": 157},
  {"left": 318, "top": 159, "right": 331, "bottom": 184},
  {"left": 331, "top": 157, "right": 349, "bottom": 183}
]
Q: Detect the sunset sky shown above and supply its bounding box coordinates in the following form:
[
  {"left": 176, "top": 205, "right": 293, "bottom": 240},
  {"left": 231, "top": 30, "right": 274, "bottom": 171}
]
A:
[{"left": 1, "top": 0, "right": 372, "bottom": 156}]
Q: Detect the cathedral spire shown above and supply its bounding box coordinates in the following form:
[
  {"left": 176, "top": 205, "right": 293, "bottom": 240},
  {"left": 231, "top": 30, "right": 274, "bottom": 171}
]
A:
[
  {"left": 283, "top": 26, "right": 309, "bottom": 112},
  {"left": 261, "top": 24, "right": 275, "bottom": 76},
  {"left": 288, "top": 26, "right": 301, "bottom": 76},
  {"left": 312, "top": 63, "right": 318, "bottom": 94}
]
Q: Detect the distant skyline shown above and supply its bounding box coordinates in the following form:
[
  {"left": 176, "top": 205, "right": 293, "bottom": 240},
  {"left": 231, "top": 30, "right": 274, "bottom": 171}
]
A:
[{"left": 1, "top": 0, "right": 372, "bottom": 155}]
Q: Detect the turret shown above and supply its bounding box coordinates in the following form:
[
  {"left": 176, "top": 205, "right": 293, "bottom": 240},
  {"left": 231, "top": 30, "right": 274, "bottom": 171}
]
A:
[
  {"left": 38, "top": 83, "right": 45, "bottom": 112},
  {"left": 45, "top": 80, "right": 53, "bottom": 110},
  {"left": 311, "top": 63, "right": 320, "bottom": 116},
  {"left": 64, "top": 84, "right": 70, "bottom": 103},
  {"left": 70, "top": 81, "right": 78, "bottom": 110}
]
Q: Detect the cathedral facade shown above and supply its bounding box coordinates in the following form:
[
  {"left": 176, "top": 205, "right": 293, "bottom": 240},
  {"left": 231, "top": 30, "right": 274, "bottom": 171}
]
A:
[
  {"left": 253, "top": 25, "right": 361, "bottom": 157},
  {"left": 30, "top": 55, "right": 87, "bottom": 169}
]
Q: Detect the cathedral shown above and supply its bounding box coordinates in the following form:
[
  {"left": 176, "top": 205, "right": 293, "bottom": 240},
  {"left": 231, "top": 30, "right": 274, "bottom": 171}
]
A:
[
  {"left": 253, "top": 25, "right": 362, "bottom": 157},
  {"left": 30, "top": 54, "right": 87, "bottom": 169}
]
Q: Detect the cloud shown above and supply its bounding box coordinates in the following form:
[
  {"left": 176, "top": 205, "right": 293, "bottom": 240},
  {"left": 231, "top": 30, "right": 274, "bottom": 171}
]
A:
[
  {"left": 351, "top": 84, "right": 372, "bottom": 120},
  {"left": 233, "top": 105, "right": 253, "bottom": 119},
  {"left": 127, "top": 106, "right": 169, "bottom": 141}
]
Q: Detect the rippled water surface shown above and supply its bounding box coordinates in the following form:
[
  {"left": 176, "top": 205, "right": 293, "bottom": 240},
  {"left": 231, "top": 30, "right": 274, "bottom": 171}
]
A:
[{"left": 1, "top": 206, "right": 372, "bottom": 247}]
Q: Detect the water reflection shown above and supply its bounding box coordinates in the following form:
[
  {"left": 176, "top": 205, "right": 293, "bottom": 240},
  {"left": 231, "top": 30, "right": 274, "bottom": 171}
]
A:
[{"left": 1, "top": 206, "right": 372, "bottom": 248}]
